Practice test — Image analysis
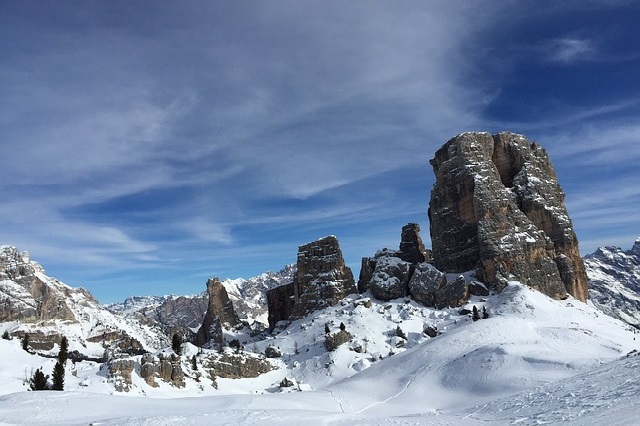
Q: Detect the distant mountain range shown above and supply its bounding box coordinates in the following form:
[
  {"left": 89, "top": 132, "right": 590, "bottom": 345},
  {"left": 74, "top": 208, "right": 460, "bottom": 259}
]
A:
[{"left": 585, "top": 238, "right": 640, "bottom": 328}]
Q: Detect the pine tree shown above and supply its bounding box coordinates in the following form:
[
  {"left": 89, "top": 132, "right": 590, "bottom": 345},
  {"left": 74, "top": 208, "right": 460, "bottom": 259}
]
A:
[
  {"left": 339, "top": 322, "right": 346, "bottom": 332},
  {"left": 2, "top": 330, "right": 10, "bottom": 340},
  {"left": 482, "top": 306, "right": 489, "bottom": 319},
  {"left": 21, "top": 334, "right": 29, "bottom": 352},
  {"left": 29, "top": 368, "right": 49, "bottom": 391},
  {"left": 324, "top": 323, "right": 330, "bottom": 334},
  {"left": 172, "top": 333, "right": 182, "bottom": 355},
  {"left": 472, "top": 305, "right": 480, "bottom": 322},
  {"left": 58, "top": 336, "right": 69, "bottom": 365},
  {"left": 191, "top": 355, "right": 198, "bottom": 371},
  {"left": 51, "top": 361, "right": 65, "bottom": 391}
]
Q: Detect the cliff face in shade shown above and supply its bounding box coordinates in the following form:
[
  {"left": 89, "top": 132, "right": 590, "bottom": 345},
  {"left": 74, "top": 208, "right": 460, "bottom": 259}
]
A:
[{"left": 429, "top": 132, "right": 588, "bottom": 301}]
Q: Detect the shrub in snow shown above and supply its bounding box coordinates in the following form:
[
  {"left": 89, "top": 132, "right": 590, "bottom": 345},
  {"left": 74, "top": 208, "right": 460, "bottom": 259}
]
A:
[{"left": 21, "top": 334, "right": 29, "bottom": 352}]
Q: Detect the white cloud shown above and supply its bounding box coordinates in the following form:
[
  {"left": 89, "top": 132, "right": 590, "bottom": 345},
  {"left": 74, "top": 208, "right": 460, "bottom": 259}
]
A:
[{"left": 545, "top": 37, "right": 595, "bottom": 64}]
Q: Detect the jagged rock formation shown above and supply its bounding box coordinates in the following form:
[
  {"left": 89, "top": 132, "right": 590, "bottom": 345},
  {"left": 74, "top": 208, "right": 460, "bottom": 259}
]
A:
[
  {"left": 358, "top": 224, "right": 478, "bottom": 308},
  {"left": 195, "top": 278, "right": 238, "bottom": 347},
  {"left": 108, "top": 294, "right": 209, "bottom": 330},
  {"left": 429, "top": 132, "right": 588, "bottom": 301},
  {"left": 325, "top": 329, "right": 352, "bottom": 351},
  {"left": 585, "top": 238, "right": 640, "bottom": 327},
  {"left": 108, "top": 359, "right": 135, "bottom": 392},
  {"left": 357, "top": 224, "right": 432, "bottom": 296},
  {"left": 0, "top": 246, "right": 94, "bottom": 322},
  {"left": 223, "top": 265, "right": 296, "bottom": 325},
  {"left": 139, "top": 353, "right": 185, "bottom": 388},
  {"left": 201, "top": 352, "right": 273, "bottom": 380},
  {"left": 0, "top": 246, "right": 168, "bottom": 356},
  {"left": 266, "top": 236, "right": 356, "bottom": 330}
]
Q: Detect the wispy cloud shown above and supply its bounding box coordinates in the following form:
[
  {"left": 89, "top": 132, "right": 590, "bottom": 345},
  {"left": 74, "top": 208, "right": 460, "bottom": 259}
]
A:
[{"left": 544, "top": 37, "right": 595, "bottom": 64}]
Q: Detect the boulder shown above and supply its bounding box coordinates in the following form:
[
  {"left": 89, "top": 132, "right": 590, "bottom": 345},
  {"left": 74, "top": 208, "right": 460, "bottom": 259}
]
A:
[
  {"left": 429, "top": 132, "right": 588, "bottom": 301},
  {"left": 434, "top": 276, "right": 469, "bottom": 309},
  {"left": 408, "top": 263, "right": 446, "bottom": 306},
  {"left": 369, "top": 254, "right": 413, "bottom": 300},
  {"left": 324, "top": 330, "right": 352, "bottom": 351}
]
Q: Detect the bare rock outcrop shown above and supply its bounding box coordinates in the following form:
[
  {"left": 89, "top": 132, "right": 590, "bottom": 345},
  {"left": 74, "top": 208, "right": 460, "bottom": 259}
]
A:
[
  {"left": 0, "top": 246, "right": 95, "bottom": 322},
  {"left": 139, "top": 353, "right": 185, "bottom": 388},
  {"left": 266, "top": 236, "right": 356, "bottom": 330},
  {"left": 429, "top": 132, "right": 588, "bottom": 301},
  {"left": 195, "top": 277, "right": 238, "bottom": 347}
]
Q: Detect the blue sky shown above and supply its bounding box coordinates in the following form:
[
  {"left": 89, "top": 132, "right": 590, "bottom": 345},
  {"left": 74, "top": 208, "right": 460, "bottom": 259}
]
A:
[{"left": 1, "top": 1, "right": 639, "bottom": 303}]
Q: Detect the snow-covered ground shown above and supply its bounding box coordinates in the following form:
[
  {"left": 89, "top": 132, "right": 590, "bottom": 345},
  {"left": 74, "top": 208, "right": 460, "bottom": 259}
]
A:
[{"left": 1, "top": 282, "right": 638, "bottom": 425}]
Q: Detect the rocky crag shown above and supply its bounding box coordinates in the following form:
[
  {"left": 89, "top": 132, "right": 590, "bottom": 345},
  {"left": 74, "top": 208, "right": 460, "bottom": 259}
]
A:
[
  {"left": 585, "top": 238, "right": 640, "bottom": 327},
  {"left": 0, "top": 245, "right": 167, "bottom": 355},
  {"left": 429, "top": 132, "right": 588, "bottom": 301},
  {"left": 357, "top": 223, "right": 484, "bottom": 308},
  {"left": 195, "top": 277, "right": 238, "bottom": 347},
  {"left": 267, "top": 236, "right": 356, "bottom": 330}
]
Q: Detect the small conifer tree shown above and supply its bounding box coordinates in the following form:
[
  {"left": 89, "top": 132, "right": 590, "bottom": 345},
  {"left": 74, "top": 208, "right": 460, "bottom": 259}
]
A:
[
  {"left": 2, "top": 330, "right": 10, "bottom": 340},
  {"left": 339, "top": 322, "right": 346, "bottom": 332},
  {"left": 472, "top": 305, "right": 480, "bottom": 322},
  {"left": 29, "top": 368, "right": 49, "bottom": 391},
  {"left": 172, "top": 333, "right": 182, "bottom": 355},
  {"left": 482, "top": 306, "right": 489, "bottom": 319},
  {"left": 58, "top": 336, "right": 69, "bottom": 365},
  {"left": 21, "top": 334, "right": 29, "bottom": 352},
  {"left": 191, "top": 355, "right": 198, "bottom": 371},
  {"left": 51, "top": 361, "right": 65, "bottom": 391},
  {"left": 324, "top": 323, "right": 330, "bottom": 334}
]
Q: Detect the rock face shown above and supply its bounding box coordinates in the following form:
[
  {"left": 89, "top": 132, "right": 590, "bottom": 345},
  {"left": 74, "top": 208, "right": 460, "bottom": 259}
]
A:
[
  {"left": 358, "top": 224, "right": 432, "bottom": 295},
  {"left": 266, "top": 236, "right": 356, "bottom": 330},
  {"left": 139, "top": 353, "right": 185, "bottom": 388},
  {"left": 195, "top": 278, "right": 238, "bottom": 347},
  {"left": 429, "top": 132, "right": 588, "bottom": 301},
  {"left": 585, "top": 238, "right": 640, "bottom": 327},
  {"left": 0, "top": 246, "right": 95, "bottom": 322}
]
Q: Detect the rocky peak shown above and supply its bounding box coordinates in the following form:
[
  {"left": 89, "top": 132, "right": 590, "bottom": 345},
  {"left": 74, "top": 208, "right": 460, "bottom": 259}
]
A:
[
  {"left": 585, "top": 238, "right": 640, "bottom": 327},
  {"left": 631, "top": 238, "right": 640, "bottom": 257},
  {"left": 429, "top": 131, "right": 588, "bottom": 301},
  {"left": 398, "top": 223, "right": 431, "bottom": 264},
  {"left": 195, "top": 277, "right": 238, "bottom": 347},
  {"left": 0, "top": 245, "right": 97, "bottom": 322},
  {"left": 266, "top": 236, "right": 356, "bottom": 330}
]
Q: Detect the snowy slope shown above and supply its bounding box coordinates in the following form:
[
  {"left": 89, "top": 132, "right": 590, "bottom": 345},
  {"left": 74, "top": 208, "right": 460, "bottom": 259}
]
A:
[
  {"left": 1, "top": 280, "right": 638, "bottom": 425},
  {"left": 585, "top": 237, "right": 640, "bottom": 327}
]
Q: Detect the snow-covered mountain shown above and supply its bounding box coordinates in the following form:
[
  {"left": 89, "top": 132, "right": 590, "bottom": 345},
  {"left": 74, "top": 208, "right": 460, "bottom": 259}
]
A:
[
  {"left": 107, "top": 264, "right": 295, "bottom": 329},
  {"left": 0, "top": 245, "right": 169, "bottom": 358},
  {"left": 585, "top": 237, "right": 640, "bottom": 328},
  {"left": 1, "top": 280, "right": 638, "bottom": 424}
]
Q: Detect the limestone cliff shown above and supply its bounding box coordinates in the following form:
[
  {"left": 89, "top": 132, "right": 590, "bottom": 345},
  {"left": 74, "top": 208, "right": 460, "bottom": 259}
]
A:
[
  {"left": 195, "top": 277, "right": 238, "bottom": 347},
  {"left": 429, "top": 132, "right": 588, "bottom": 301},
  {"left": 266, "top": 236, "right": 356, "bottom": 330}
]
